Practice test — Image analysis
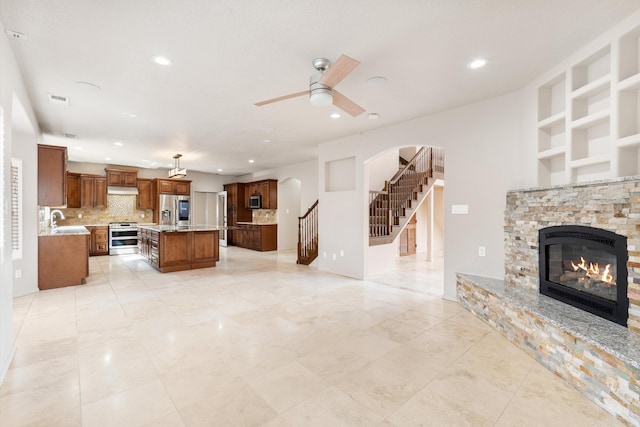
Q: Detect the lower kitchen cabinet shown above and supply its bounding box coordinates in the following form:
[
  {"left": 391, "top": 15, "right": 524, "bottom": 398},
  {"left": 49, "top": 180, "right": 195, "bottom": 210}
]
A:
[
  {"left": 233, "top": 224, "right": 277, "bottom": 251},
  {"left": 38, "top": 233, "right": 89, "bottom": 290},
  {"left": 86, "top": 225, "right": 109, "bottom": 256},
  {"left": 138, "top": 227, "right": 218, "bottom": 272}
]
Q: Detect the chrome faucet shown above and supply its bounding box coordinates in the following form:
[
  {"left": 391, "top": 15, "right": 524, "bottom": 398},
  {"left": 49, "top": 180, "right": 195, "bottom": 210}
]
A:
[{"left": 50, "top": 209, "right": 65, "bottom": 228}]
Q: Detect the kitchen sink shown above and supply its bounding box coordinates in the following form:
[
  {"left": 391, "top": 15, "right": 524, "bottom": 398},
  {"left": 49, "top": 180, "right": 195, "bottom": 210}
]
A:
[{"left": 51, "top": 225, "right": 89, "bottom": 234}]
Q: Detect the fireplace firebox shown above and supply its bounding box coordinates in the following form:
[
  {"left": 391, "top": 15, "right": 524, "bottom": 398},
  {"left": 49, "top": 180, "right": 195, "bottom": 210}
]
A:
[{"left": 538, "top": 225, "right": 629, "bottom": 327}]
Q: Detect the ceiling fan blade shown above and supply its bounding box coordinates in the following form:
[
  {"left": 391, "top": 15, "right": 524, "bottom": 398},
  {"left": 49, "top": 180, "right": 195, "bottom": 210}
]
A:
[
  {"left": 319, "top": 55, "right": 360, "bottom": 88},
  {"left": 255, "top": 90, "right": 308, "bottom": 106},
  {"left": 333, "top": 90, "right": 365, "bottom": 117}
]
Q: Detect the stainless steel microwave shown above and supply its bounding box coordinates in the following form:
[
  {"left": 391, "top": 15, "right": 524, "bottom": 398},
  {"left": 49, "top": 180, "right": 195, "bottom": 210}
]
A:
[{"left": 248, "top": 194, "right": 262, "bottom": 209}]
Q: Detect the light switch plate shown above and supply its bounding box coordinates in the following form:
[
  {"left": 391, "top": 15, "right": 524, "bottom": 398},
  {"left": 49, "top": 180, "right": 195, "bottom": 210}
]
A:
[{"left": 452, "top": 204, "right": 469, "bottom": 215}]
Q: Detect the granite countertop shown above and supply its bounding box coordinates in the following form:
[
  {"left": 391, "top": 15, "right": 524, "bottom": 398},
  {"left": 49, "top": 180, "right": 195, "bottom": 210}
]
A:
[
  {"left": 39, "top": 225, "right": 90, "bottom": 236},
  {"left": 458, "top": 273, "right": 640, "bottom": 370},
  {"left": 139, "top": 224, "right": 224, "bottom": 232}
]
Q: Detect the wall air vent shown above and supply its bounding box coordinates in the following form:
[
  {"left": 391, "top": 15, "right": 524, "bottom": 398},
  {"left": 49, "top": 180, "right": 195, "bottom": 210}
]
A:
[
  {"left": 47, "top": 94, "right": 70, "bottom": 106},
  {"left": 64, "top": 133, "right": 76, "bottom": 139}
]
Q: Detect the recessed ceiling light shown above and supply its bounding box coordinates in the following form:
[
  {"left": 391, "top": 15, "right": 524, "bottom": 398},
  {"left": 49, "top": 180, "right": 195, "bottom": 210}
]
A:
[
  {"left": 74, "top": 146, "right": 82, "bottom": 150},
  {"left": 330, "top": 112, "right": 341, "bottom": 119},
  {"left": 5, "top": 30, "right": 27, "bottom": 40},
  {"left": 366, "top": 76, "right": 387, "bottom": 86},
  {"left": 368, "top": 113, "right": 379, "bottom": 120},
  {"left": 263, "top": 139, "right": 272, "bottom": 144},
  {"left": 468, "top": 58, "right": 488, "bottom": 69},
  {"left": 248, "top": 159, "right": 255, "bottom": 163},
  {"left": 76, "top": 81, "right": 101, "bottom": 91},
  {"left": 105, "top": 157, "right": 112, "bottom": 161},
  {"left": 114, "top": 141, "right": 124, "bottom": 146},
  {"left": 217, "top": 168, "right": 223, "bottom": 172},
  {"left": 152, "top": 55, "right": 172, "bottom": 66},
  {"left": 123, "top": 112, "right": 138, "bottom": 118}
]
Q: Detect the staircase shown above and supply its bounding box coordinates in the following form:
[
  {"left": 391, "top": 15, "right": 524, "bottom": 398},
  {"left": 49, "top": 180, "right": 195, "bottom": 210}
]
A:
[
  {"left": 297, "top": 199, "right": 318, "bottom": 265},
  {"left": 369, "top": 147, "right": 444, "bottom": 246}
]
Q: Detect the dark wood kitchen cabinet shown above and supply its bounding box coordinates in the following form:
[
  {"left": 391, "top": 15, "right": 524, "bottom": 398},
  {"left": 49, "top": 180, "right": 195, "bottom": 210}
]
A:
[
  {"left": 66, "top": 172, "right": 81, "bottom": 208},
  {"left": 223, "top": 183, "right": 251, "bottom": 245},
  {"left": 233, "top": 224, "right": 277, "bottom": 251},
  {"left": 38, "top": 144, "right": 67, "bottom": 206},
  {"left": 86, "top": 225, "right": 109, "bottom": 256},
  {"left": 81, "top": 175, "right": 107, "bottom": 209},
  {"left": 38, "top": 233, "right": 89, "bottom": 289},
  {"left": 137, "top": 178, "right": 154, "bottom": 209},
  {"left": 67, "top": 173, "right": 106, "bottom": 209},
  {"left": 138, "top": 227, "right": 218, "bottom": 272},
  {"left": 156, "top": 179, "right": 190, "bottom": 195},
  {"left": 244, "top": 179, "right": 278, "bottom": 209},
  {"left": 105, "top": 168, "right": 138, "bottom": 187}
]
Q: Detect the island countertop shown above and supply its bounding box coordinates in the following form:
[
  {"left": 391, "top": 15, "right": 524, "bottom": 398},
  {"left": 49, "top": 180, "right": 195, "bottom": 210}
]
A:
[{"left": 139, "top": 224, "right": 226, "bottom": 232}]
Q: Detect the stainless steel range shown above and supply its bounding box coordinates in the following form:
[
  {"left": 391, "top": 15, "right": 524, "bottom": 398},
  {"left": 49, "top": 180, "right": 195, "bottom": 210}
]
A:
[{"left": 108, "top": 222, "right": 139, "bottom": 255}]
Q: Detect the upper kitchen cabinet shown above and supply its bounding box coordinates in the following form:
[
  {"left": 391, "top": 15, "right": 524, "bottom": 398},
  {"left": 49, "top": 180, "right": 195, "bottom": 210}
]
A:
[
  {"left": 67, "top": 172, "right": 107, "bottom": 209},
  {"left": 66, "top": 172, "right": 81, "bottom": 208},
  {"left": 137, "top": 178, "right": 154, "bottom": 209},
  {"left": 38, "top": 144, "right": 67, "bottom": 206},
  {"left": 156, "top": 179, "right": 190, "bottom": 195},
  {"left": 81, "top": 175, "right": 107, "bottom": 209},
  {"left": 105, "top": 168, "right": 138, "bottom": 187},
  {"left": 246, "top": 179, "right": 278, "bottom": 209}
]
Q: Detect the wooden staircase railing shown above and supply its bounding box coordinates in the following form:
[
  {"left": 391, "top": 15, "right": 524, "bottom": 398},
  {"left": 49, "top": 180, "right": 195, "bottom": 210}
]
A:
[
  {"left": 297, "top": 199, "right": 318, "bottom": 265},
  {"left": 369, "top": 147, "right": 444, "bottom": 239}
]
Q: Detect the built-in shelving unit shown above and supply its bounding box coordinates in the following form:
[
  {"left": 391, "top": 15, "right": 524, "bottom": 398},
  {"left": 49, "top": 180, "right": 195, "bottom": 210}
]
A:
[{"left": 537, "top": 23, "right": 640, "bottom": 184}]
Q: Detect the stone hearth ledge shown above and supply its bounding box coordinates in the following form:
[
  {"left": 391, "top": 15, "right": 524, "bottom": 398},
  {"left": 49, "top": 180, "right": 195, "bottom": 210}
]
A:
[{"left": 457, "top": 273, "right": 640, "bottom": 425}]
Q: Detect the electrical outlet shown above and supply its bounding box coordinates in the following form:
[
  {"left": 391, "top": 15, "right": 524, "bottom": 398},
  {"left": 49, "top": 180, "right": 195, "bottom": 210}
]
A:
[
  {"left": 332, "top": 253, "right": 336, "bottom": 261},
  {"left": 340, "top": 250, "right": 344, "bottom": 257},
  {"left": 140, "top": 213, "right": 145, "bottom": 218},
  {"left": 77, "top": 213, "right": 82, "bottom": 219},
  {"left": 478, "top": 246, "right": 486, "bottom": 257},
  {"left": 15, "top": 270, "right": 22, "bottom": 278}
]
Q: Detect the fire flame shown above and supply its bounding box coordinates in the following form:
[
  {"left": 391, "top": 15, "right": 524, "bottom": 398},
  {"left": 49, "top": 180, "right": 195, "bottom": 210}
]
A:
[{"left": 571, "top": 256, "right": 615, "bottom": 284}]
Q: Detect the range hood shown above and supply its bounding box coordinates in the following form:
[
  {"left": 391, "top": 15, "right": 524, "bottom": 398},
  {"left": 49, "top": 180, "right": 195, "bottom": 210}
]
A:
[{"left": 107, "top": 186, "right": 139, "bottom": 195}]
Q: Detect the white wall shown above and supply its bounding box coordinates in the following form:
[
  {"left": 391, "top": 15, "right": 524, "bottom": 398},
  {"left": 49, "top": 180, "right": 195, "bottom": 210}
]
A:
[
  {"left": 11, "top": 97, "right": 38, "bottom": 297},
  {"left": 367, "top": 148, "right": 399, "bottom": 193},
  {"left": 0, "top": 17, "right": 41, "bottom": 384},
  {"left": 319, "top": 91, "right": 522, "bottom": 298},
  {"left": 415, "top": 184, "right": 444, "bottom": 258},
  {"left": 277, "top": 178, "right": 301, "bottom": 250}
]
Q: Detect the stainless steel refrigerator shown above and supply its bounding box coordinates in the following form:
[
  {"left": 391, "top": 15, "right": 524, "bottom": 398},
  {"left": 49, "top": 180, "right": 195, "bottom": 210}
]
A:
[{"left": 158, "top": 194, "right": 190, "bottom": 227}]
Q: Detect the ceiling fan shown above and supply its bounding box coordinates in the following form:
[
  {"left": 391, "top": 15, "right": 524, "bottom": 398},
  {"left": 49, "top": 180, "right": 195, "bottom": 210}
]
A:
[{"left": 255, "top": 54, "right": 365, "bottom": 117}]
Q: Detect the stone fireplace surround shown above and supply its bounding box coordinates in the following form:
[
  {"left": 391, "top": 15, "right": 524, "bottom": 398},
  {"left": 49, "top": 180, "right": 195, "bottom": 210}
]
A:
[{"left": 457, "top": 176, "right": 640, "bottom": 425}]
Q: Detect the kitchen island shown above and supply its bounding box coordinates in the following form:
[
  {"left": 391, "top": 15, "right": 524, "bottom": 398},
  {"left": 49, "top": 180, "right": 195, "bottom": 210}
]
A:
[{"left": 138, "top": 225, "right": 220, "bottom": 273}]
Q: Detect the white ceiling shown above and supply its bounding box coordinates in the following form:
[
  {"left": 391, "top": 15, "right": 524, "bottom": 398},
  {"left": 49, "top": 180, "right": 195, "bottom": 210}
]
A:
[{"left": 2, "top": 0, "right": 640, "bottom": 176}]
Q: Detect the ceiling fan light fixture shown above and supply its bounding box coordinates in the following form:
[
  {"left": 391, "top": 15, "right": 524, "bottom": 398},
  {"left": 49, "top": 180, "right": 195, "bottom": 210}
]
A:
[{"left": 310, "top": 90, "right": 333, "bottom": 107}]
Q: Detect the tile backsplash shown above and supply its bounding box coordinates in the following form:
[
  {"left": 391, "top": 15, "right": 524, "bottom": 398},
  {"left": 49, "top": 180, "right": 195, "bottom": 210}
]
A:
[
  {"left": 252, "top": 209, "right": 277, "bottom": 224},
  {"left": 53, "top": 195, "right": 153, "bottom": 226}
]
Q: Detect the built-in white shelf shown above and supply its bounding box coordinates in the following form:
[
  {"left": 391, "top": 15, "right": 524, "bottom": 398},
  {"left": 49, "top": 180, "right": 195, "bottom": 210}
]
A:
[
  {"left": 537, "top": 146, "right": 566, "bottom": 160},
  {"left": 569, "top": 155, "right": 610, "bottom": 169},
  {"left": 617, "top": 73, "right": 640, "bottom": 91},
  {"left": 571, "top": 109, "right": 610, "bottom": 130},
  {"left": 537, "top": 112, "right": 566, "bottom": 130},
  {"left": 537, "top": 22, "right": 640, "bottom": 186},
  {"left": 617, "top": 133, "right": 640, "bottom": 148},
  {"left": 571, "top": 74, "right": 611, "bottom": 99}
]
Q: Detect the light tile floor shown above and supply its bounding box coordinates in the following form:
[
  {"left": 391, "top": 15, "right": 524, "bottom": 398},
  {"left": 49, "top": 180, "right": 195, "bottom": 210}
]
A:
[{"left": 1, "top": 247, "right": 625, "bottom": 426}]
